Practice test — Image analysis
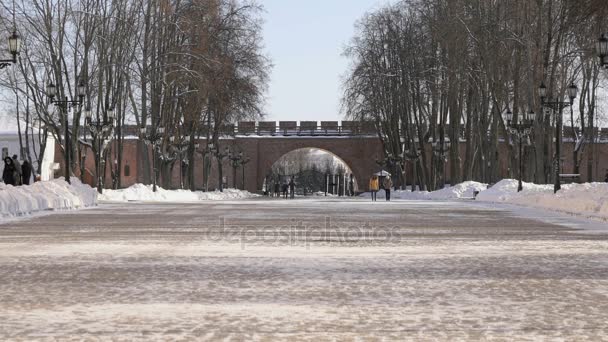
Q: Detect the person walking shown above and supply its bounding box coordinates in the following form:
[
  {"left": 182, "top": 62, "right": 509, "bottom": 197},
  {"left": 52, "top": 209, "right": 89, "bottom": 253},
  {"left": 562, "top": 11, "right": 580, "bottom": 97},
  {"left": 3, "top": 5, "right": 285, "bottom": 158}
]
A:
[
  {"left": 282, "top": 181, "right": 288, "bottom": 199},
  {"left": 289, "top": 178, "right": 295, "bottom": 199},
  {"left": 274, "top": 180, "right": 281, "bottom": 198},
  {"left": 383, "top": 176, "right": 393, "bottom": 201},
  {"left": 12, "top": 155, "right": 22, "bottom": 186},
  {"left": 369, "top": 175, "right": 379, "bottom": 202},
  {"left": 604, "top": 169, "right": 608, "bottom": 183},
  {"left": 2, "top": 157, "right": 16, "bottom": 186},
  {"left": 349, "top": 176, "right": 355, "bottom": 196},
  {"left": 21, "top": 160, "right": 32, "bottom": 185}
]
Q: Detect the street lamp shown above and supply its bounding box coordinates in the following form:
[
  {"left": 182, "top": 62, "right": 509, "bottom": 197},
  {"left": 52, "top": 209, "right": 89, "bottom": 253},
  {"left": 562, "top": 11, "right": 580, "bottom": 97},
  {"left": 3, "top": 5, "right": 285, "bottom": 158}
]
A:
[
  {"left": 0, "top": 29, "right": 21, "bottom": 69},
  {"left": 598, "top": 34, "right": 608, "bottom": 69},
  {"left": 432, "top": 139, "right": 451, "bottom": 189},
  {"left": 402, "top": 147, "right": 420, "bottom": 192},
  {"left": 47, "top": 78, "right": 87, "bottom": 184},
  {"left": 195, "top": 142, "right": 217, "bottom": 192},
  {"left": 227, "top": 149, "right": 250, "bottom": 190},
  {"left": 216, "top": 147, "right": 231, "bottom": 192},
  {"left": 539, "top": 82, "right": 577, "bottom": 193},
  {"left": 84, "top": 106, "right": 115, "bottom": 194},
  {"left": 141, "top": 126, "right": 164, "bottom": 192},
  {"left": 504, "top": 109, "right": 535, "bottom": 192},
  {"left": 169, "top": 135, "right": 191, "bottom": 189}
]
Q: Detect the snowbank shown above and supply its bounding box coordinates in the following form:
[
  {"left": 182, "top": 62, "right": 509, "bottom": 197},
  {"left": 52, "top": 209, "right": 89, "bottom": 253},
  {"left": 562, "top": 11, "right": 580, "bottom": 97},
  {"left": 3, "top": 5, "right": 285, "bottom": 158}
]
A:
[
  {"left": 477, "top": 179, "right": 608, "bottom": 220},
  {"left": 0, "top": 178, "right": 97, "bottom": 219},
  {"left": 99, "top": 184, "right": 260, "bottom": 202},
  {"left": 361, "top": 181, "right": 488, "bottom": 201}
]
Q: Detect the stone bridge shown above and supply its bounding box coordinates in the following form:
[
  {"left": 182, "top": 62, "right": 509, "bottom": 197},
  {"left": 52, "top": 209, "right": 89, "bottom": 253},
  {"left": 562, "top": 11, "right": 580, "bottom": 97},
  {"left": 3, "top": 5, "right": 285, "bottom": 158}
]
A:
[
  {"left": 208, "top": 121, "right": 384, "bottom": 192},
  {"left": 70, "top": 121, "right": 385, "bottom": 192},
  {"left": 64, "top": 121, "right": 608, "bottom": 192}
]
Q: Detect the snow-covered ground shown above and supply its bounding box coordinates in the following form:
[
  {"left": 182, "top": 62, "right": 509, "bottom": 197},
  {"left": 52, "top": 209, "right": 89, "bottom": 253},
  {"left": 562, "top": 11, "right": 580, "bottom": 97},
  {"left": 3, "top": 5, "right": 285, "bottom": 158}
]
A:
[
  {"left": 363, "top": 179, "right": 608, "bottom": 221},
  {"left": 477, "top": 179, "right": 608, "bottom": 221},
  {"left": 0, "top": 178, "right": 97, "bottom": 219},
  {"left": 1, "top": 200, "right": 607, "bottom": 340},
  {"left": 363, "top": 181, "right": 488, "bottom": 200},
  {"left": 99, "top": 183, "right": 260, "bottom": 202}
]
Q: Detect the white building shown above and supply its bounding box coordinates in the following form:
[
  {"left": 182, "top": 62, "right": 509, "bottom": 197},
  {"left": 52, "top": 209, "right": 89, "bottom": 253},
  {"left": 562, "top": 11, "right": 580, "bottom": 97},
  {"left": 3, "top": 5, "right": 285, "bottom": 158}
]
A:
[{"left": 0, "top": 130, "right": 56, "bottom": 183}]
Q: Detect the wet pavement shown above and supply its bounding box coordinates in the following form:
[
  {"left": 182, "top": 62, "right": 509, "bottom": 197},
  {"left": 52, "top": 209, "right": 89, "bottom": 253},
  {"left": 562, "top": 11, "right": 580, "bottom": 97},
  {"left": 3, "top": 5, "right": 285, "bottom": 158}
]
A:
[{"left": 1, "top": 199, "right": 607, "bottom": 341}]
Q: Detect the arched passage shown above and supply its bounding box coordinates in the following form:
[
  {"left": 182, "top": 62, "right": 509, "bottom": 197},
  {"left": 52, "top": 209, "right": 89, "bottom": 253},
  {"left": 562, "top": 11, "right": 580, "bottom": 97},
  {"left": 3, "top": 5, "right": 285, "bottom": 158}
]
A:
[
  {"left": 235, "top": 136, "right": 383, "bottom": 193},
  {"left": 265, "top": 148, "right": 358, "bottom": 195}
]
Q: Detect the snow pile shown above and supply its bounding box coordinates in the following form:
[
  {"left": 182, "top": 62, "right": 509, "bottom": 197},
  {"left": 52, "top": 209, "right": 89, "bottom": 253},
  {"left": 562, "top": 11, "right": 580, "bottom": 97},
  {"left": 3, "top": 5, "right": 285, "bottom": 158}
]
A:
[
  {"left": 0, "top": 178, "right": 97, "bottom": 218},
  {"left": 362, "top": 181, "right": 488, "bottom": 200},
  {"left": 425, "top": 181, "right": 488, "bottom": 200},
  {"left": 99, "top": 184, "right": 260, "bottom": 202},
  {"left": 477, "top": 179, "right": 608, "bottom": 220}
]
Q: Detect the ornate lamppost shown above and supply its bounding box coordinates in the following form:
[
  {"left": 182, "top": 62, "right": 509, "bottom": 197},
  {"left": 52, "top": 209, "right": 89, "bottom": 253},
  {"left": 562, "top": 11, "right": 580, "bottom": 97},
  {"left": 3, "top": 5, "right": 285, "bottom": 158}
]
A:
[
  {"left": 504, "top": 109, "right": 535, "bottom": 192},
  {"left": 195, "top": 142, "right": 216, "bottom": 192},
  {"left": 140, "top": 126, "right": 164, "bottom": 192},
  {"left": 538, "top": 82, "right": 578, "bottom": 193},
  {"left": 598, "top": 34, "right": 608, "bottom": 69},
  {"left": 216, "top": 147, "right": 230, "bottom": 192},
  {"left": 432, "top": 139, "right": 451, "bottom": 188},
  {"left": 84, "top": 106, "right": 115, "bottom": 194},
  {"left": 227, "top": 149, "right": 250, "bottom": 190},
  {"left": 169, "top": 135, "right": 190, "bottom": 189},
  {"left": 0, "top": 29, "right": 20, "bottom": 69},
  {"left": 46, "top": 79, "right": 86, "bottom": 184}
]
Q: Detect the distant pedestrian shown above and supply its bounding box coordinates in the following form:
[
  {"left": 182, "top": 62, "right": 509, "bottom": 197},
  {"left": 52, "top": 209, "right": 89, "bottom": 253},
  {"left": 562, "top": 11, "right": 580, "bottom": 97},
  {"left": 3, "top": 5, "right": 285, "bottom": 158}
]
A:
[
  {"left": 282, "top": 182, "right": 288, "bottom": 199},
  {"left": 274, "top": 181, "right": 281, "bottom": 198},
  {"left": 349, "top": 176, "right": 355, "bottom": 197},
  {"left": 605, "top": 169, "right": 608, "bottom": 183},
  {"left": 369, "top": 175, "right": 379, "bottom": 202},
  {"left": 21, "top": 160, "right": 32, "bottom": 185},
  {"left": 2, "top": 157, "right": 16, "bottom": 186},
  {"left": 12, "top": 155, "right": 22, "bottom": 186},
  {"left": 289, "top": 178, "right": 295, "bottom": 199},
  {"left": 383, "top": 176, "right": 393, "bottom": 201}
]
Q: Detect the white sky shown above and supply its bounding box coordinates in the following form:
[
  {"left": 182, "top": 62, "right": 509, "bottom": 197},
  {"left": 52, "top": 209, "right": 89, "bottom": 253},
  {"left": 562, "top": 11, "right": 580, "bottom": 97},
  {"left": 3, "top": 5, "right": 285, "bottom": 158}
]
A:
[{"left": 262, "top": 0, "right": 394, "bottom": 122}]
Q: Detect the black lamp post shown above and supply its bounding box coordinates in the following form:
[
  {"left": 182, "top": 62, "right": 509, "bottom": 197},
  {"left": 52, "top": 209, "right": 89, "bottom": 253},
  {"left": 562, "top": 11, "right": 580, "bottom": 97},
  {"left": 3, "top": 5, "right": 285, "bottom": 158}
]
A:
[
  {"left": 227, "top": 149, "right": 250, "bottom": 190},
  {"left": 504, "top": 109, "right": 535, "bottom": 192},
  {"left": 216, "top": 147, "right": 230, "bottom": 192},
  {"left": 598, "top": 34, "right": 608, "bottom": 69},
  {"left": 84, "top": 106, "right": 115, "bottom": 194},
  {"left": 141, "top": 126, "right": 164, "bottom": 192},
  {"left": 402, "top": 148, "right": 420, "bottom": 192},
  {"left": 195, "top": 142, "right": 217, "bottom": 192},
  {"left": 169, "top": 135, "right": 190, "bottom": 189},
  {"left": 539, "top": 82, "right": 578, "bottom": 193},
  {"left": 47, "top": 79, "right": 86, "bottom": 184},
  {"left": 432, "top": 139, "right": 451, "bottom": 188},
  {"left": 0, "top": 29, "right": 21, "bottom": 69}
]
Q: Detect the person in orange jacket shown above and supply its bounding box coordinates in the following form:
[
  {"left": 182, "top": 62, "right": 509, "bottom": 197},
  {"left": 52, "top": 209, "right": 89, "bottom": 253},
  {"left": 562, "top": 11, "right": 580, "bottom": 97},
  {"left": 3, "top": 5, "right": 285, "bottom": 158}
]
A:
[{"left": 369, "top": 175, "right": 379, "bottom": 201}]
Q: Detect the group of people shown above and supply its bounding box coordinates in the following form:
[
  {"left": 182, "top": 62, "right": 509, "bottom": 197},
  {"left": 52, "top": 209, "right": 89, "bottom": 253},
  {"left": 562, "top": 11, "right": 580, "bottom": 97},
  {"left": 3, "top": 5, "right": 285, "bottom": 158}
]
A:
[
  {"left": 2, "top": 155, "right": 33, "bottom": 186},
  {"left": 368, "top": 175, "right": 393, "bottom": 202},
  {"left": 269, "top": 178, "right": 296, "bottom": 199}
]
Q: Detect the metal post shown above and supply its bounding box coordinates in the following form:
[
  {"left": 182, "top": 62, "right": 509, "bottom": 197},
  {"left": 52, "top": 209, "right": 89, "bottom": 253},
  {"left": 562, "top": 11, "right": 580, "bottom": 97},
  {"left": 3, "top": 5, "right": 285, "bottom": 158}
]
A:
[
  {"left": 242, "top": 164, "right": 245, "bottom": 190},
  {"left": 64, "top": 99, "right": 70, "bottom": 184},
  {"left": 152, "top": 143, "right": 158, "bottom": 192},
  {"left": 554, "top": 110, "right": 561, "bottom": 194},
  {"left": 518, "top": 133, "right": 523, "bottom": 192},
  {"left": 232, "top": 163, "right": 237, "bottom": 189},
  {"left": 98, "top": 137, "right": 103, "bottom": 194}
]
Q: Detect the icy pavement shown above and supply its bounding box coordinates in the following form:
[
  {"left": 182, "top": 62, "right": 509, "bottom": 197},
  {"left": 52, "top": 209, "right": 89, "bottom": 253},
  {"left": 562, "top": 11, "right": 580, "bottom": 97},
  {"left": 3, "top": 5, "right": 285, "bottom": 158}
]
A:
[{"left": 1, "top": 199, "right": 608, "bottom": 341}]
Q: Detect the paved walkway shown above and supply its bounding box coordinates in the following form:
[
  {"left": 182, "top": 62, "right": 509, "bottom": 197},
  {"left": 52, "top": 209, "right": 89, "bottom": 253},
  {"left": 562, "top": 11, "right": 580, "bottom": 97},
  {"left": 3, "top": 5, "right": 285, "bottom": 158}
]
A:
[{"left": 1, "top": 199, "right": 607, "bottom": 341}]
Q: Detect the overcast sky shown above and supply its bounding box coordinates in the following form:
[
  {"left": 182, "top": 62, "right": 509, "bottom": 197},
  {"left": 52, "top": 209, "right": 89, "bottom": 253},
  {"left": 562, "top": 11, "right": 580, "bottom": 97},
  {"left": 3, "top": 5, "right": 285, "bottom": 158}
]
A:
[{"left": 262, "top": 0, "right": 393, "bottom": 123}]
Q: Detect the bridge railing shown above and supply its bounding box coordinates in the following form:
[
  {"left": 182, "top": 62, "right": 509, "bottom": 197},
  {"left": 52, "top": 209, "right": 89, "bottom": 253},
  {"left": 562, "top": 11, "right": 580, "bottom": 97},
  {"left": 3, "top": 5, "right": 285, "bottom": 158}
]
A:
[{"left": 229, "top": 121, "right": 377, "bottom": 136}]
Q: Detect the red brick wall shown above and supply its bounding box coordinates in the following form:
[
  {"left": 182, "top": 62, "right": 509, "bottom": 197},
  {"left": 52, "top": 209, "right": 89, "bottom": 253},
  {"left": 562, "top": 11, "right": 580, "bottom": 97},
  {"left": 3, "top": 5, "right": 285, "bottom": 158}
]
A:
[{"left": 57, "top": 138, "right": 608, "bottom": 191}]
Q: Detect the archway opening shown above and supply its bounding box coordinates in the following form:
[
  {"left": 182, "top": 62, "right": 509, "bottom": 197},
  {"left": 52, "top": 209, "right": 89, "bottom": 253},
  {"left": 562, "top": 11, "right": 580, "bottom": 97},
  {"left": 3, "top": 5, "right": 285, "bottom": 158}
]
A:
[{"left": 265, "top": 148, "right": 357, "bottom": 197}]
